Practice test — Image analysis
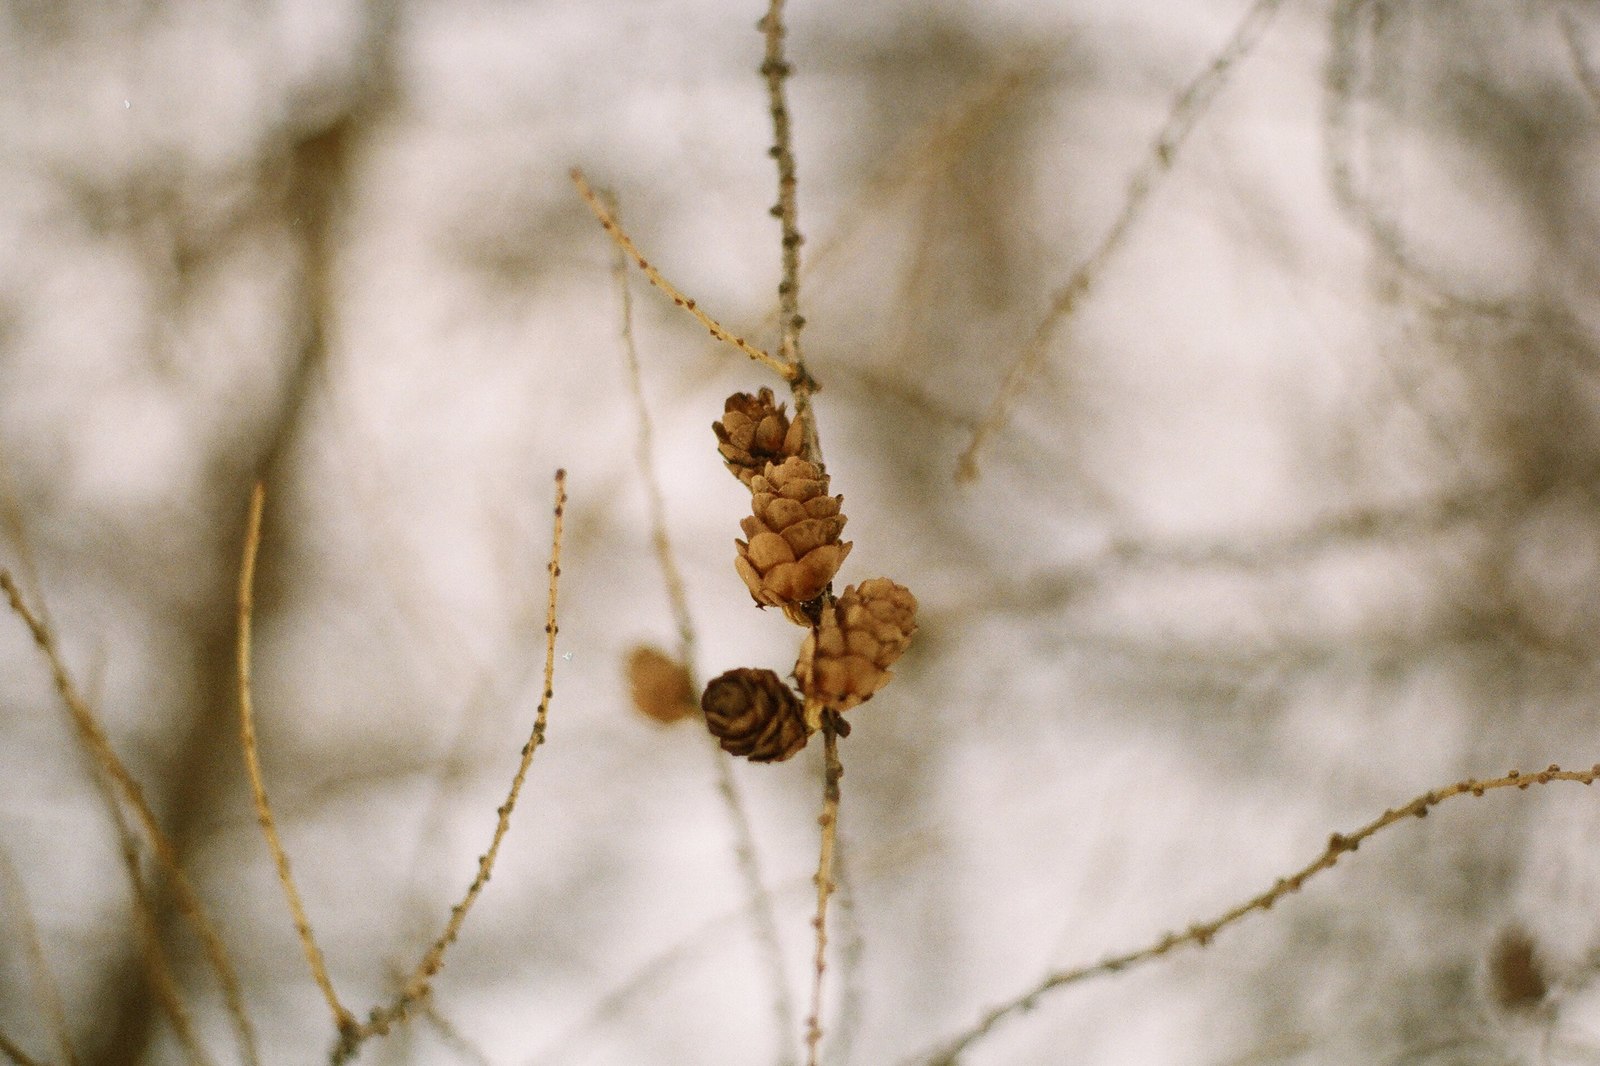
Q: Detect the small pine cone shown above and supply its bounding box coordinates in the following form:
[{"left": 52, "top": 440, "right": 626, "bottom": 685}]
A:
[
  {"left": 714, "top": 388, "right": 804, "bottom": 487},
  {"left": 701, "top": 668, "right": 810, "bottom": 762},
  {"left": 795, "top": 578, "right": 917, "bottom": 715},
  {"left": 734, "top": 456, "right": 852, "bottom": 609},
  {"left": 625, "top": 645, "right": 696, "bottom": 725}
]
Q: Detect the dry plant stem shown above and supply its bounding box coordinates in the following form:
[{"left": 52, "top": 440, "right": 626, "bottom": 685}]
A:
[
  {"left": 804, "top": 719, "right": 843, "bottom": 1066},
  {"left": 342, "top": 469, "right": 568, "bottom": 1059},
  {"left": 572, "top": 168, "right": 796, "bottom": 383},
  {"left": 608, "top": 204, "right": 800, "bottom": 1056},
  {"left": 759, "top": 7, "right": 843, "bottom": 1062},
  {"left": 0, "top": 1031, "right": 43, "bottom": 1066},
  {"left": 0, "top": 846, "right": 78, "bottom": 1066},
  {"left": 955, "top": 0, "right": 1289, "bottom": 482},
  {"left": 0, "top": 570, "right": 260, "bottom": 1066},
  {"left": 608, "top": 194, "right": 698, "bottom": 663},
  {"left": 237, "top": 484, "right": 357, "bottom": 1036},
  {"left": 916, "top": 763, "right": 1600, "bottom": 1066}
]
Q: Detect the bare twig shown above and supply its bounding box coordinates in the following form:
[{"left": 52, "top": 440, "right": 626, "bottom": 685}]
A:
[
  {"left": 1561, "top": 8, "right": 1600, "bottom": 112},
  {"left": 804, "top": 718, "right": 844, "bottom": 1066},
  {"left": 759, "top": 6, "right": 842, "bottom": 1062},
  {"left": 339, "top": 469, "right": 568, "bottom": 1060},
  {"left": 238, "top": 483, "right": 357, "bottom": 1037},
  {"left": 0, "top": 1031, "right": 44, "bottom": 1066},
  {"left": 911, "top": 763, "right": 1600, "bottom": 1065},
  {"left": 608, "top": 193, "right": 799, "bottom": 1059},
  {"left": 759, "top": 0, "right": 823, "bottom": 465},
  {"left": 956, "top": 0, "right": 1289, "bottom": 482},
  {"left": 572, "top": 168, "right": 797, "bottom": 383},
  {"left": 0, "top": 845, "right": 78, "bottom": 1066},
  {"left": 0, "top": 570, "right": 259, "bottom": 1066}
]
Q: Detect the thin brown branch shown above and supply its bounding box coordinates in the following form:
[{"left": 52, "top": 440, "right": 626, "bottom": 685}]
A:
[
  {"left": 759, "top": 8, "right": 841, "bottom": 1063},
  {"left": 956, "top": 0, "right": 1289, "bottom": 482},
  {"left": 608, "top": 193, "right": 799, "bottom": 1058},
  {"left": 758, "top": 0, "right": 823, "bottom": 467},
  {"left": 911, "top": 762, "right": 1600, "bottom": 1065},
  {"left": 571, "top": 168, "right": 796, "bottom": 383},
  {"left": 0, "top": 570, "right": 259, "bottom": 1066},
  {"left": 0, "top": 845, "right": 78, "bottom": 1066},
  {"left": 237, "top": 483, "right": 356, "bottom": 1037},
  {"left": 0, "top": 1030, "right": 44, "bottom": 1066},
  {"left": 804, "top": 718, "right": 843, "bottom": 1066},
  {"left": 339, "top": 468, "right": 568, "bottom": 1060}
]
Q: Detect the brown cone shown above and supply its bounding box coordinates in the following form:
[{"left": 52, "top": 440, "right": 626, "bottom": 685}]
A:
[
  {"left": 625, "top": 645, "right": 696, "bottom": 725},
  {"left": 701, "top": 668, "right": 810, "bottom": 762},
  {"left": 714, "top": 388, "right": 804, "bottom": 487},
  {"left": 795, "top": 578, "right": 917, "bottom": 715},
  {"left": 734, "top": 457, "right": 852, "bottom": 610}
]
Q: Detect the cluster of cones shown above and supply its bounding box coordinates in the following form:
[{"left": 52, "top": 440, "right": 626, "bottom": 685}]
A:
[{"left": 699, "top": 388, "right": 917, "bottom": 762}]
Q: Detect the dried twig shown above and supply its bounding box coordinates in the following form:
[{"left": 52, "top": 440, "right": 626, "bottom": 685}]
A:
[
  {"left": 0, "top": 1030, "right": 44, "bottom": 1066},
  {"left": 608, "top": 194, "right": 800, "bottom": 1058},
  {"left": 338, "top": 469, "right": 568, "bottom": 1060},
  {"left": 0, "top": 845, "right": 78, "bottom": 1066},
  {"left": 759, "top": 4, "right": 843, "bottom": 1059},
  {"left": 237, "top": 483, "right": 356, "bottom": 1037},
  {"left": 912, "top": 763, "right": 1600, "bottom": 1065},
  {"left": 572, "top": 168, "right": 797, "bottom": 383},
  {"left": 0, "top": 570, "right": 259, "bottom": 1066},
  {"left": 804, "top": 718, "right": 844, "bottom": 1066},
  {"left": 956, "top": 0, "right": 1289, "bottom": 482}
]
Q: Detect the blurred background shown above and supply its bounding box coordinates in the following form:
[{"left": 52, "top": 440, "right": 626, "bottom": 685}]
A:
[{"left": 5, "top": 0, "right": 1600, "bottom": 1063}]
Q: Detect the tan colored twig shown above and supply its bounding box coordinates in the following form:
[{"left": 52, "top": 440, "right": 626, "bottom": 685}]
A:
[
  {"left": 0, "top": 570, "right": 259, "bottom": 1066},
  {"left": 759, "top": 6, "right": 842, "bottom": 1062},
  {"left": 238, "top": 483, "right": 357, "bottom": 1038},
  {"left": 607, "top": 193, "right": 800, "bottom": 1058},
  {"left": 804, "top": 718, "right": 843, "bottom": 1066},
  {"left": 955, "top": 0, "right": 1289, "bottom": 482},
  {"left": 912, "top": 762, "right": 1600, "bottom": 1066},
  {"left": 572, "top": 168, "right": 797, "bottom": 384},
  {"left": 0, "top": 1030, "right": 44, "bottom": 1066},
  {"left": 0, "top": 845, "right": 78, "bottom": 1066},
  {"left": 336, "top": 469, "right": 568, "bottom": 1061}
]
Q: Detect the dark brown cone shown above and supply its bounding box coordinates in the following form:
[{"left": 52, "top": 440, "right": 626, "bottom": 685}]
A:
[
  {"left": 795, "top": 578, "right": 917, "bottom": 718},
  {"left": 734, "top": 456, "right": 851, "bottom": 610},
  {"left": 701, "top": 667, "right": 810, "bottom": 763},
  {"left": 714, "top": 388, "right": 804, "bottom": 487},
  {"left": 625, "top": 645, "right": 696, "bottom": 725}
]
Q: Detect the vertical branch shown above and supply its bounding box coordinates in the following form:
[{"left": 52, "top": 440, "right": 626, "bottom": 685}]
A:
[
  {"left": 804, "top": 718, "right": 843, "bottom": 1066},
  {"left": 760, "top": 4, "right": 843, "bottom": 1061},
  {"left": 237, "top": 484, "right": 356, "bottom": 1036},
  {"left": 0, "top": 845, "right": 79, "bottom": 1066},
  {"left": 607, "top": 194, "right": 800, "bottom": 1058},
  {"left": 759, "top": 0, "right": 823, "bottom": 464},
  {"left": 0, "top": 570, "right": 260, "bottom": 1066}
]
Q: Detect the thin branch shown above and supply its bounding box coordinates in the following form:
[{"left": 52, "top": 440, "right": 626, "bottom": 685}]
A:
[
  {"left": 759, "top": 7, "right": 841, "bottom": 1063},
  {"left": 911, "top": 762, "right": 1600, "bottom": 1065},
  {"left": 0, "top": 570, "right": 259, "bottom": 1066},
  {"left": 0, "top": 844, "right": 78, "bottom": 1066},
  {"left": 0, "top": 1031, "right": 44, "bottom": 1066},
  {"left": 1561, "top": 8, "right": 1600, "bottom": 112},
  {"left": 758, "top": 0, "right": 823, "bottom": 466},
  {"left": 608, "top": 193, "right": 799, "bottom": 1060},
  {"left": 804, "top": 718, "right": 843, "bottom": 1066},
  {"left": 340, "top": 468, "right": 569, "bottom": 1060},
  {"left": 237, "top": 483, "right": 356, "bottom": 1036},
  {"left": 956, "top": 0, "right": 1290, "bottom": 482},
  {"left": 571, "top": 168, "right": 796, "bottom": 383}
]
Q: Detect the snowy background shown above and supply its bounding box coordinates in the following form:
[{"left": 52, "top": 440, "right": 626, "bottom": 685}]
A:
[{"left": 5, "top": 0, "right": 1600, "bottom": 1063}]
